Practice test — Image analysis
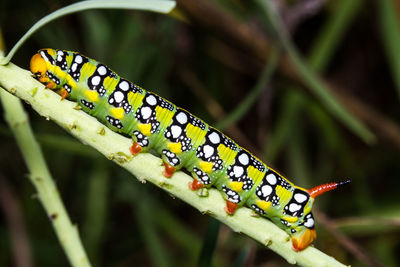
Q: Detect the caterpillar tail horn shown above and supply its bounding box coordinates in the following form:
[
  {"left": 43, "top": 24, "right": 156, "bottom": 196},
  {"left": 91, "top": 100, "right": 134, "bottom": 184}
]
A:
[
  {"left": 308, "top": 180, "right": 351, "bottom": 199},
  {"left": 291, "top": 180, "right": 350, "bottom": 251}
]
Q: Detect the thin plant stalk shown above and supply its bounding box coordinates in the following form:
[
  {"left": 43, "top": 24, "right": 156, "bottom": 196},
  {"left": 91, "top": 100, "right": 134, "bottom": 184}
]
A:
[
  {"left": 0, "top": 89, "right": 91, "bottom": 267},
  {"left": 309, "top": 0, "right": 363, "bottom": 71},
  {"left": 215, "top": 48, "right": 279, "bottom": 131},
  {"left": 196, "top": 218, "right": 220, "bottom": 267},
  {"left": 257, "top": 0, "right": 375, "bottom": 144},
  {"left": 83, "top": 163, "right": 109, "bottom": 265},
  {"left": 0, "top": 0, "right": 176, "bottom": 64},
  {"left": 379, "top": 0, "right": 400, "bottom": 101}
]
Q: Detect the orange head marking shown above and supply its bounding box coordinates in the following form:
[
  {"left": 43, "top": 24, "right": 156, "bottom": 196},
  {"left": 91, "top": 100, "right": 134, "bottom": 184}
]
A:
[
  {"left": 30, "top": 49, "right": 58, "bottom": 89},
  {"left": 308, "top": 180, "right": 350, "bottom": 199},
  {"left": 30, "top": 52, "right": 48, "bottom": 79}
]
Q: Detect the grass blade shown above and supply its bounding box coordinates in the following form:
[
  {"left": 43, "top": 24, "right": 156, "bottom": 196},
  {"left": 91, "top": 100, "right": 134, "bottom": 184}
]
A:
[
  {"left": 257, "top": 0, "right": 375, "bottom": 144},
  {"left": 216, "top": 49, "right": 280, "bottom": 130},
  {"left": 379, "top": 0, "right": 400, "bottom": 101},
  {"left": 309, "top": 0, "right": 363, "bottom": 71},
  {"left": 196, "top": 218, "right": 220, "bottom": 267},
  {"left": 0, "top": 0, "right": 176, "bottom": 64}
]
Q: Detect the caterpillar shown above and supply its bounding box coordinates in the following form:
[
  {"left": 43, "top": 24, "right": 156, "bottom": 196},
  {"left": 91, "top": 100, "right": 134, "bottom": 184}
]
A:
[{"left": 30, "top": 49, "right": 350, "bottom": 251}]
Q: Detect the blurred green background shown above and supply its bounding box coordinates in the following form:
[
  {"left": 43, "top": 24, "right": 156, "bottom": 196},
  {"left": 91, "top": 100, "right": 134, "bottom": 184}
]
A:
[{"left": 1, "top": 0, "right": 400, "bottom": 266}]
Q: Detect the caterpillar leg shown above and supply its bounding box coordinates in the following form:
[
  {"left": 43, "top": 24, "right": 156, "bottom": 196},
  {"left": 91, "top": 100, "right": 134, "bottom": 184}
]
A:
[
  {"left": 162, "top": 162, "right": 175, "bottom": 178},
  {"left": 160, "top": 148, "right": 181, "bottom": 178},
  {"left": 45, "top": 81, "right": 56, "bottom": 89},
  {"left": 189, "top": 179, "right": 204, "bottom": 190},
  {"left": 130, "top": 142, "right": 142, "bottom": 155},
  {"left": 189, "top": 167, "right": 212, "bottom": 190},
  {"left": 225, "top": 200, "right": 238, "bottom": 215},
  {"left": 60, "top": 89, "right": 69, "bottom": 99}
]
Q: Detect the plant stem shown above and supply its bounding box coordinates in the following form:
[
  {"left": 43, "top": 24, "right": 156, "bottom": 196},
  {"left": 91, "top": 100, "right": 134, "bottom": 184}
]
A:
[{"left": 0, "top": 88, "right": 91, "bottom": 267}]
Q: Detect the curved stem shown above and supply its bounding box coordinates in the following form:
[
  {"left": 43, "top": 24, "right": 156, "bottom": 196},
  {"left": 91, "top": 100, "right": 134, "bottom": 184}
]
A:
[
  {"left": 0, "top": 0, "right": 175, "bottom": 65},
  {"left": 0, "top": 88, "right": 91, "bottom": 266}
]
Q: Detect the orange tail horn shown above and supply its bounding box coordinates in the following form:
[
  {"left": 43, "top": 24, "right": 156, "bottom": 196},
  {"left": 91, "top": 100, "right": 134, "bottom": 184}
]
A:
[{"left": 308, "top": 180, "right": 350, "bottom": 199}]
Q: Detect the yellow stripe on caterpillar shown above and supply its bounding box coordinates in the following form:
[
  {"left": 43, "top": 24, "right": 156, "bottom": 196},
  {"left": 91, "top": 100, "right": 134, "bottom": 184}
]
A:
[
  {"left": 128, "top": 91, "right": 145, "bottom": 110},
  {"left": 81, "top": 61, "right": 97, "bottom": 80},
  {"left": 185, "top": 123, "right": 203, "bottom": 142},
  {"left": 217, "top": 144, "right": 236, "bottom": 163},
  {"left": 275, "top": 185, "right": 292, "bottom": 203},
  {"left": 110, "top": 107, "right": 124, "bottom": 120},
  {"left": 199, "top": 161, "right": 213, "bottom": 173},
  {"left": 85, "top": 90, "right": 99, "bottom": 102},
  {"left": 155, "top": 106, "right": 176, "bottom": 128},
  {"left": 282, "top": 215, "right": 299, "bottom": 223},
  {"left": 247, "top": 165, "right": 264, "bottom": 183},
  {"left": 65, "top": 75, "right": 77, "bottom": 88},
  {"left": 257, "top": 200, "right": 272, "bottom": 211},
  {"left": 229, "top": 181, "right": 243, "bottom": 192},
  {"left": 138, "top": 123, "right": 151, "bottom": 136},
  {"left": 168, "top": 142, "right": 182, "bottom": 154}
]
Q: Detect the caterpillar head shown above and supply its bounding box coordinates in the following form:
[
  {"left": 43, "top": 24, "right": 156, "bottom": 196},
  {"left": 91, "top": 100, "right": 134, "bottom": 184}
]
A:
[{"left": 30, "top": 49, "right": 58, "bottom": 89}]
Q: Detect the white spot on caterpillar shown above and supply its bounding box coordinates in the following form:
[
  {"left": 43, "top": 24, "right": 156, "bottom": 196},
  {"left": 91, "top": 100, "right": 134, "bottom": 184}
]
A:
[
  {"left": 171, "top": 125, "right": 182, "bottom": 139},
  {"left": 208, "top": 132, "right": 220, "bottom": 144},
  {"left": 304, "top": 218, "right": 314, "bottom": 228},
  {"left": 114, "top": 91, "right": 124, "bottom": 103},
  {"left": 203, "top": 145, "right": 214, "bottom": 158},
  {"left": 98, "top": 66, "right": 107, "bottom": 75},
  {"left": 91, "top": 76, "right": 100, "bottom": 86},
  {"left": 289, "top": 203, "right": 301, "bottom": 213},
  {"left": 119, "top": 80, "right": 129, "bottom": 91},
  {"left": 266, "top": 173, "right": 277, "bottom": 185},
  {"left": 141, "top": 107, "right": 152, "bottom": 120},
  {"left": 233, "top": 166, "right": 244, "bottom": 177},
  {"left": 261, "top": 185, "right": 272, "bottom": 197},
  {"left": 57, "top": 51, "right": 63, "bottom": 61},
  {"left": 294, "top": 193, "right": 307, "bottom": 203},
  {"left": 71, "top": 63, "right": 78, "bottom": 72},
  {"left": 146, "top": 95, "right": 157, "bottom": 106},
  {"left": 238, "top": 153, "right": 249, "bottom": 165},
  {"left": 176, "top": 112, "right": 188, "bottom": 124},
  {"left": 75, "top": 55, "right": 83, "bottom": 64}
]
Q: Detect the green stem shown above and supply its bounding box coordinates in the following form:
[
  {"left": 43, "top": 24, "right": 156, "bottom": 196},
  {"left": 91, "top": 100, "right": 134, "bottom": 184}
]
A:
[
  {"left": 136, "top": 194, "right": 171, "bottom": 267},
  {"left": 309, "top": 0, "right": 363, "bottom": 71},
  {"left": 83, "top": 163, "right": 109, "bottom": 265},
  {"left": 379, "top": 0, "right": 400, "bottom": 101},
  {"left": 155, "top": 208, "right": 201, "bottom": 259},
  {"left": 0, "top": 89, "right": 91, "bottom": 266},
  {"left": 0, "top": 62, "right": 346, "bottom": 266},
  {"left": 196, "top": 218, "right": 220, "bottom": 267},
  {"left": 0, "top": 0, "right": 176, "bottom": 65}
]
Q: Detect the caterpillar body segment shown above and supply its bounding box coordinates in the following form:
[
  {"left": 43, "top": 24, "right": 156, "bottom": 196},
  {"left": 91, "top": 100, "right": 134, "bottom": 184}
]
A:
[{"left": 30, "top": 48, "right": 349, "bottom": 251}]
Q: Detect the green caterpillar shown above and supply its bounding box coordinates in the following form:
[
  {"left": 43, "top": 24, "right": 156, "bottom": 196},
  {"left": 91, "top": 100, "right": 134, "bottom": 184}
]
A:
[{"left": 30, "top": 48, "right": 349, "bottom": 251}]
